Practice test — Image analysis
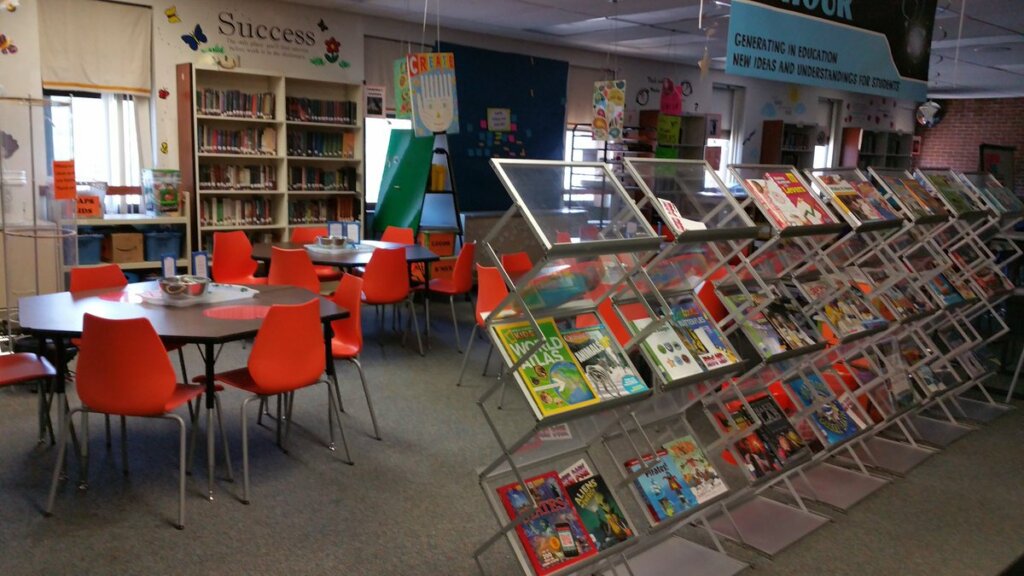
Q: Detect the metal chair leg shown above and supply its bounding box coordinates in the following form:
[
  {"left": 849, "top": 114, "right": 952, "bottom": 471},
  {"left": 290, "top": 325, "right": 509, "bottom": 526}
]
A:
[
  {"left": 45, "top": 406, "right": 82, "bottom": 517},
  {"left": 163, "top": 413, "right": 187, "bottom": 530},
  {"left": 482, "top": 343, "right": 494, "bottom": 376},
  {"left": 327, "top": 378, "right": 354, "bottom": 465},
  {"left": 120, "top": 416, "right": 129, "bottom": 476},
  {"left": 205, "top": 404, "right": 215, "bottom": 501},
  {"left": 349, "top": 357, "right": 381, "bottom": 440},
  {"left": 240, "top": 395, "right": 258, "bottom": 505},
  {"left": 407, "top": 298, "right": 424, "bottom": 356},
  {"left": 450, "top": 295, "right": 463, "bottom": 353},
  {"left": 457, "top": 324, "right": 478, "bottom": 386},
  {"left": 80, "top": 411, "right": 90, "bottom": 490}
]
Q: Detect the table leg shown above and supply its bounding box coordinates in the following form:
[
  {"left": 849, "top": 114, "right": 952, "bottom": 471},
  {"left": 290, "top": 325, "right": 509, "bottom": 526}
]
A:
[
  {"left": 424, "top": 263, "right": 432, "bottom": 349},
  {"left": 204, "top": 342, "right": 216, "bottom": 501},
  {"left": 324, "top": 320, "right": 353, "bottom": 464}
]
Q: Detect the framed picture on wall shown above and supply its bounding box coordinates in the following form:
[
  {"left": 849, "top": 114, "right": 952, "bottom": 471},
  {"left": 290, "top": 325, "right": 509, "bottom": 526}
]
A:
[
  {"left": 706, "top": 113, "right": 722, "bottom": 139},
  {"left": 979, "top": 143, "right": 1016, "bottom": 188}
]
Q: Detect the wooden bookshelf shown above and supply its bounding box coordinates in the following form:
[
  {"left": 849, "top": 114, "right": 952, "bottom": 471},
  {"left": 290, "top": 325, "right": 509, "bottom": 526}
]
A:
[
  {"left": 760, "top": 120, "right": 818, "bottom": 168},
  {"left": 177, "top": 64, "right": 364, "bottom": 251},
  {"left": 840, "top": 127, "right": 914, "bottom": 170}
]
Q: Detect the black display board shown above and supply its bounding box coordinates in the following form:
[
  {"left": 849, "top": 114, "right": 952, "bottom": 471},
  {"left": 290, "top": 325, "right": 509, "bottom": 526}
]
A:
[{"left": 440, "top": 42, "right": 569, "bottom": 212}]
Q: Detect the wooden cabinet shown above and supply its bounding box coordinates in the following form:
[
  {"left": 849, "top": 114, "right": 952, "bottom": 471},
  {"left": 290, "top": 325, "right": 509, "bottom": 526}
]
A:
[
  {"left": 177, "top": 64, "right": 363, "bottom": 251},
  {"left": 759, "top": 120, "right": 818, "bottom": 168},
  {"left": 840, "top": 127, "right": 913, "bottom": 170}
]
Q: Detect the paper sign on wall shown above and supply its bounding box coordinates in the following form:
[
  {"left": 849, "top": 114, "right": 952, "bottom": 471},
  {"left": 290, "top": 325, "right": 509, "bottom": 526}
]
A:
[
  {"left": 592, "top": 80, "right": 626, "bottom": 141},
  {"left": 365, "top": 84, "right": 386, "bottom": 119},
  {"left": 407, "top": 52, "right": 460, "bottom": 137},
  {"left": 487, "top": 108, "right": 511, "bottom": 132},
  {"left": 394, "top": 59, "right": 412, "bottom": 119},
  {"left": 76, "top": 195, "right": 102, "bottom": 218},
  {"left": 53, "top": 160, "right": 76, "bottom": 200}
]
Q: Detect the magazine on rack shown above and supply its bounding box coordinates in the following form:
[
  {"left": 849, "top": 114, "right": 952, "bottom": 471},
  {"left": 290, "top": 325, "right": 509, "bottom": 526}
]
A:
[
  {"left": 817, "top": 173, "right": 898, "bottom": 225},
  {"left": 720, "top": 292, "right": 789, "bottom": 358},
  {"left": 798, "top": 276, "right": 885, "bottom": 336},
  {"left": 560, "top": 324, "right": 648, "bottom": 401},
  {"left": 971, "top": 174, "right": 1023, "bottom": 214},
  {"left": 563, "top": 472, "right": 635, "bottom": 551},
  {"left": 670, "top": 298, "right": 741, "bottom": 370},
  {"left": 747, "top": 395, "right": 809, "bottom": 464},
  {"left": 743, "top": 172, "right": 836, "bottom": 230},
  {"left": 718, "top": 402, "right": 784, "bottom": 479},
  {"left": 919, "top": 172, "right": 977, "bottom": 215},
  {"left": 623, "top": 451, "right": 699, "bottom": 522},
  {"left": 662, "top": 435, "right": 729, "bottom": 504},
  {"left": 878, "top": 174, "right": 946, "bottom": 218},
  {"left": 785, "top": 374, "right": 863, "bottom": 446},
  {"left": 629, "top": 317, "right": 705, "bottom": 383}
]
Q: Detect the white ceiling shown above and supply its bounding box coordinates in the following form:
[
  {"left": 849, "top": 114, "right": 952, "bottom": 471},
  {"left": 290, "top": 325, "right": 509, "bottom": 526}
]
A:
[{"left": 302, "top": 0, "right": 1024, "bottom": 99}]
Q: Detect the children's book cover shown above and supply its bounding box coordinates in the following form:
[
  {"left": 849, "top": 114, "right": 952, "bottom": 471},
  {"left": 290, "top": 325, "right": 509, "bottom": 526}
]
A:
[
  {"left": 559, "top": 458, "right": 594, "bottom": 486},
  {"left": 721, "top": 292, "right": 788, "bottom": 358},
  {"left": 748, "top": 395, "right": 808, "bottom": 463},
  {"left": 786, "top": 375, "right": 862, "bottom": 445},
  {"left": 748, "top": 172, "right": 836, "bottom": 230},
  {"left": 497, "top": 471, "right": 597, "bottom": 575},
  {"left": 630, "top": 318, "right": 705, "bottom": 383},
  {"left": 561, "top": 325, "right": 648, "bottom": 401},
  {"left": 763, "top": 301, "right": 818, "bottom": 350},
  {"left": 624, "top": 451, "right": 699, "bottom": 522},
  {"left": 670, "top": 299, "right": 740, "bottom": 370},
  {"left": 922, "top": 172, "right": 976, "bottom": 215},
  {"left": 880, "top": 175, "right": 943, "bottom": 217},
  {"left": 663, "top": 435, "right": 729, "bottom": 504},
  {"left": 818, "top": 174, "right": 897, "bottom": 224},
  {"left": 565, "top": 474, "right": 635, "bottom": 551},
  {"left": 494, "top": 319, "right": 599, "bottom": 418},
  {"left": 722, "top": 405, "right": 784, "bottom": 479}
]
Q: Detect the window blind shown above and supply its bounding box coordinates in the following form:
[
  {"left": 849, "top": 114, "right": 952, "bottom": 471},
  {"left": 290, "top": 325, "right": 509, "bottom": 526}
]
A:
[{"left": 39, "top": 0, "right": 152, "bottom": 96}]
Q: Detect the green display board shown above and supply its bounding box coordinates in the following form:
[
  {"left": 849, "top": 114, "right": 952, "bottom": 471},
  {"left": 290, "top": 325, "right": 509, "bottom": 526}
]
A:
[{"left": 373, "top": 129, "right": 435, "bottom": 237}]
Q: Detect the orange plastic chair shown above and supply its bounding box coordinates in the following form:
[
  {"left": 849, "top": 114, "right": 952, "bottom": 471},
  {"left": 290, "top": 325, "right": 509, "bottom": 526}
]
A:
[
  {"left": 501, "top": 251, "right": 533, "bottom": 281},
  {"left": 290, "top": 227, "right": 342, "bottom": 281},
  {"left": 45, "top": 314, "right": 202, "bottom": 529},
  {"left": 268, "top": 247, "right": 322, "bottom": 294},
  {"left": 420, "top": 242, "right": 475, "bottom": 352},
  {"left": 211, "top": 231, "right": 268, "bottom": 285},
  {"left": 362, "top": 247, "right": 423, "bottom": 355},
  {"left": 0, "top": 352, "right": 56, "bottom": 441},
  {"left": 457, "top": 264, "right": 509, "bottom": 386},
  {"left": 69, "top": 264, "right": 127, "bottom": 293},
  {"left": 555, "top": 231, "right": 572, "bottom": 243},
  {"left": 329, "top": 273, "right": 380, "bottom": 440},
  {"left": 205, "top": 300, "right": 349, "bottom": 503},
  {"left": 381, "top": 226, "right": 415, "bottom": 245}
]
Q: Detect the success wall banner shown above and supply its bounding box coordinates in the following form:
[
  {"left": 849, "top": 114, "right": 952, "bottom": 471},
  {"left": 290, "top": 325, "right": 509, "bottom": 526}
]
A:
[{"left": 726, "top": 0, "right": 937, "bottom": 101}]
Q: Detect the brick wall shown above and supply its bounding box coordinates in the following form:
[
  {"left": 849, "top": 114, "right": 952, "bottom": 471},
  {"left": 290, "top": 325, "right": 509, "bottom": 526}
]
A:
[{"left": 915, "top": 98, "right": 1024, "bottom": 194}]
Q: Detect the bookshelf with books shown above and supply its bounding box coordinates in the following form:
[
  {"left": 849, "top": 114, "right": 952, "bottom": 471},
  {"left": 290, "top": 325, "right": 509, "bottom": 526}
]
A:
[
  {"left": 839, "top": 127, "right": 914, "bottom": 171},
  {"left": 176, "top": 64, "right": 363, "bottom": 251},
  {"left": 759, "top": 120, "right": 819, "bottom": 169}
]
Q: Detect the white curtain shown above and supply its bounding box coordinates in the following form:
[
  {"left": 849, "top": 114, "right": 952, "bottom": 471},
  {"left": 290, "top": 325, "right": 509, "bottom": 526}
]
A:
[
  {"left": 134, "top": 95, "right": 154, "bottom": 170},
  {"left": 39, "top": 0, "right": 152, "bottom": 95}
]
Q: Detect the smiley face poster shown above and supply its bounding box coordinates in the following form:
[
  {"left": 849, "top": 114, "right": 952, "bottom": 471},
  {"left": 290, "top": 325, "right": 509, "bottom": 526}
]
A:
[
  {"left": 592, "top": 80, "right": 626, "bottom": 142},
  {"left": 406, "top": 52, "right": 460, "bottom": 137}
]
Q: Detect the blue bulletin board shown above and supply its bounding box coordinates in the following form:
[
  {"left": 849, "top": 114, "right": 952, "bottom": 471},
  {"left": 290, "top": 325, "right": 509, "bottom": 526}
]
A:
[{"left": 440, "top": 42, "right": 569, "bottom": 212}]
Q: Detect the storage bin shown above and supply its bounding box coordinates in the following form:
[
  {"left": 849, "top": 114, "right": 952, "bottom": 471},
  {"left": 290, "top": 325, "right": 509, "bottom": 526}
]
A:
[
  {"left": 77, "top": 234, "right": 103, "bottom": 265},
  {"left": 144, "top": 231, "right": 182, "bottom": 262},
  {"left": 123, "top": 272, "right": 141, "bottom": 283}
]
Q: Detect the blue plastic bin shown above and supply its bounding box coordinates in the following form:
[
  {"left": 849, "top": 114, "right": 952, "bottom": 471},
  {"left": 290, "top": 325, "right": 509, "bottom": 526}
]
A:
[
  {"left": 144, "top": 231, "right": 182, "bottom": 262},
  {"left": 123, "top": 272, "right": 141, "bottom": 283},
  {"left": 77, "top": 234, "right": 103, "bottom": 265}
]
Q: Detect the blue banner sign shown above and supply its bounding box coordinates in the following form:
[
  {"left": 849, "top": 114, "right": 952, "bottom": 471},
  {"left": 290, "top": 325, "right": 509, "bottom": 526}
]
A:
[{"left": 726, "top": 0, "right": 936, "bottom": 101}]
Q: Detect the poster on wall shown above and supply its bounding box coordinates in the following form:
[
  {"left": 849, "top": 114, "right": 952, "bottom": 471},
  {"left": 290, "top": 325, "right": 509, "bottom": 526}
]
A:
[
  {"left": 394, "top": 58, "right": 412, "bottom": 119},
  {"left": 979, "top": 144, "right": 1016, "bottom": 189},
  {"left": 593, "top": 80, "right": 626, "bottom": 142},
  {"left": 725, "top": 0, "right": 936, "bottom": 101},
  {"left": 406, "top": 52, "right": 459, "bottom": 138},
  {"left": 365, "top": 85, "right": 385, "bottom": 119}
]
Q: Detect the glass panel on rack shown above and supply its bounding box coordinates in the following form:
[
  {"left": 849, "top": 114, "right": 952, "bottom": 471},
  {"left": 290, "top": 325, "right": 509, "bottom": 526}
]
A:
[
  {"left": 622, "top": 159, "right": 756, "bottom": 236},
  {"left": 869, "top": 167, "right": 948, "bottom": 221},
  {"left": 961, "top": 172, "right": 1023, "bottom": 215},
  {"left": 916, "top": 169, "right": 987, "bottom": 217},
  {"left": 643, "top": 244, "right": 724, "bottom": 298},
  {"left": 716, "top": 282, "right": 823, "bottom": 363},
  {"left": 491, "top": 161, "right": 655, "bottom": 248},
  {"left": 727, "top": 165, "right": 840, "bottom": 234},
  {"left": 807, "top": 168, "right": 902, "bottom": 230},
  {"left": 792, "top": 274, "right": 887, "bottom": 341}
]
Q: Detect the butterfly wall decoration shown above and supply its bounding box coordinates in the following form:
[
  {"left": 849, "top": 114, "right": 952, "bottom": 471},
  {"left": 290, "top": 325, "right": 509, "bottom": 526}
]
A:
[
  {"left": 165, "top": 6, "right": 180, "bottom": 24},
  {"left": 0, "top": 34, "right": 16, "bottom": 55},
  {"left": 181, "top": 24, "right": 207, "bottom": 51},
  {"left": 317, "top": 19, "right": 328, "bottom": 32}
]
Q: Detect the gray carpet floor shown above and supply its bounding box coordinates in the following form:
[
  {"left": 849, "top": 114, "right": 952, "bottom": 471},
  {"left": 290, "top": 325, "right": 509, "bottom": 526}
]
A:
[{"left": 1, "top": 304, "right": 1023, "bottom": 575}]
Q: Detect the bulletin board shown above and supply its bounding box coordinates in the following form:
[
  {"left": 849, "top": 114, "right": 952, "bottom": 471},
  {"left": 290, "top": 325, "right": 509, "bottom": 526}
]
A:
[{"left": 440, "top": 42, "right": 569, "bottom": 212}]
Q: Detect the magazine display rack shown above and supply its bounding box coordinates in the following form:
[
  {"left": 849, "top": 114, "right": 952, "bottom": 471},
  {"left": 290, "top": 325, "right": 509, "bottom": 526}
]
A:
[{"left": 471, "top": 159, "right": 680, "bottom": 576}]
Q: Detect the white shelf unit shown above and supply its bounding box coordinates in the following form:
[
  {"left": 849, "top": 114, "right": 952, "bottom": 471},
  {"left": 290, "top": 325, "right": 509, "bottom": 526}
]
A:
[
  {"left": 177, "top": 64, "right": 363, "bottom": 250},
  {"left": 76, "top": 208, "right": 193, "bottom": 274}
]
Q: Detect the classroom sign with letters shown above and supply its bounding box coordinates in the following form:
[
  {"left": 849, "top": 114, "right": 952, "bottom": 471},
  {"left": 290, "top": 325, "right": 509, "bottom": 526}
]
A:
[
  {"left": 406, "top": 52, "right": 460, "bottom": 138},
  {"left": 726, "top": 0, "right": 936, "bottom": 101}
]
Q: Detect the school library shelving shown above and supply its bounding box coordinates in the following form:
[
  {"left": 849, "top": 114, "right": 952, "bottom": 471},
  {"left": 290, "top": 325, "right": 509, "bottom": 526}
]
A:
[
  {"left": 176, "top": 64, "right": 363, "bottom": 250},
  {"left": 465, "top": 156, "right": 1019, "bottom": 576}
]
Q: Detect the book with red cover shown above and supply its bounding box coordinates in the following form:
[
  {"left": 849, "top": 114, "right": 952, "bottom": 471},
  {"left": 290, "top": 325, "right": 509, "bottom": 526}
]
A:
[
  {"left": 745, "top": 172, "right": 836, "bottom": 231},
  {"left": 497, "top": 471, "right": 598, "bottom": 575}
]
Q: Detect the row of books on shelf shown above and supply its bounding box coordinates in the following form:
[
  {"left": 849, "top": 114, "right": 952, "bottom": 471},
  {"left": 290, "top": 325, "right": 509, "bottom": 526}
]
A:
[
  {"left": 196, "top": 89, "right": 275, "bottom": 119},
  {"left": 286, "top": 131, "right": 356, "bottom": 158},
  {"left": 199, "top": 126, "right": 277, "bottom": 156},
  {"left": 199, "top": 196, "right": 274, "bottom": 226},
  {"left": 287, "top": 197, "right": 356, "bottom": 224},
  {"left": 199, "top": 164, "right": 277, "bottom": 190},
  {"left": 286, "top": 97, "right": 357, "bottom": 124},
  {"left": 497, "top": 434, "right": 726, "bottom": 576},
  {"left": 288, "top": 166, "right": 357, "bottom": 191}
]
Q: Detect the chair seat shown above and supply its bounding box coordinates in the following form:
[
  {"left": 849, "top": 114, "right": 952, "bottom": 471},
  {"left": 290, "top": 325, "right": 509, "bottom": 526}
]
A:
[
  {"left": 219, "top": 275, "right": 268, "bottom": 286},
  {"left": 0, "top": 353, "right": 56, "bottom": 387},
  {"left": 330, "top": 338, "right": 359, "bottom": 359},
  {"left": 314, "top": 265, "right": 342, "bottom": 281},
  {"left": 202, "top": 367, "right": 264, "bottom": 395},
  {"left": 96, "top": 383, "right": 204, "bottom": 417},
  {"left": 362, "top": 292, "right": 407, "bottom": 306},
  {"left": 420, "top": 277, "right": 470, "bottom": 296}
]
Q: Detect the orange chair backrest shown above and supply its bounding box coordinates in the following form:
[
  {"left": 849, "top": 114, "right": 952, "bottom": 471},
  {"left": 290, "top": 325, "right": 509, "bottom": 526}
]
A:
[
  {"left": 268, "top": 247, "right": 321, "bottom": 293},
  {"left": 381, "top": 226, "right": 415, "bottom": 245},
  {"left": 362, "top": 247, "right": 409, "bottom": 304},
  {"left": 69, "top": 264, "right": 127, "bottom": 293},
  {"left": 248, "top": 299, "right": 326, "bottom": 394},
  {"left": 76, "top": 314, "right": 177, "bottom": 416},
  {"left": 501, "top": 252, "right": 532, "bottom": 278},
  {"left": 475, "top": 264, "right": 509, "bottom": 326},
  {"left": 330, "top": 273, "right": 363, "bottom": 353},
  {"left": 450, "top": 242, "right": 476, "bottom": 293},
  {"left": 212, "top": 231, "right": 258, "bottom": 283},
  {"left": 290, "top": 226, "right": 328, "bottom": 245}
]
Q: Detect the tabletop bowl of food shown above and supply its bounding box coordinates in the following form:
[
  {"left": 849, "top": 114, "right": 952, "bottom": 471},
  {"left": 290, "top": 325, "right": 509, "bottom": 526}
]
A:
[
  {"left": 316, "top": 235, "right": 349, "bottom": 250},
  {"left": 158, "top": 274, "right": 211, "bottom": 301}
]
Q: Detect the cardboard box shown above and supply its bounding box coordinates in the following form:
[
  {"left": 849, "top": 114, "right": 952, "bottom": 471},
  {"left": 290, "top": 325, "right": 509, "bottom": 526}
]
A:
[
  {"left": 411, "top": 256, "right": 457, "bottom": 284},
  {"left": 102, "top": 232, "right": 144, "bottom": 263},
  {"left": 417, "top": 231, "right": 456, "bottom": 257}
]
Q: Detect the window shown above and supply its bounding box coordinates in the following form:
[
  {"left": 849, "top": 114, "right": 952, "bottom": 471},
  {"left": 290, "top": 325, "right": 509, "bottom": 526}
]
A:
[
  {"left": 365, "top": 116, "right": 412, "bottom": 204},
  {"left": 48, "top": 93, "right": 141, "bottom": 186}
]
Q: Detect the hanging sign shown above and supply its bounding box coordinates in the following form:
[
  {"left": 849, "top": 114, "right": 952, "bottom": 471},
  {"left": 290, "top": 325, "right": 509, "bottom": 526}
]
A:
[
  {"left": 393, "top": 58, "right": 412, "bottom": 119},
  {"left": 592, "top": 80, "right": 626, "bottom": 141},
  {"left": 406, "top": 52, "right": 460, "bottom": 137},
  {"left": 726, "top": 0, "right": 936, "bottom": 101}
]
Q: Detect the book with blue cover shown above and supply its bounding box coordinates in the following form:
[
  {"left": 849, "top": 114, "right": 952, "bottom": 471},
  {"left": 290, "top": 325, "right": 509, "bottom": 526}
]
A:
[
  {"left": 786, "top": 375, "right": 862, "bottom": 445},
  {"left": 624, "top": 451, "right": 699, "bottom": 523}
]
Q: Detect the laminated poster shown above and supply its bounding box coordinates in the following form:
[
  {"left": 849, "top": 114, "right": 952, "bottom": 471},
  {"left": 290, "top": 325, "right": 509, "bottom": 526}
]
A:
[
  {"left": 592, "top": 80, "right": 626, "bottom": 142},
  {"left": 406, "top": 52, "right": 459, "bottom": 137}
]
